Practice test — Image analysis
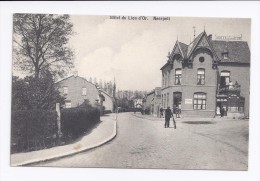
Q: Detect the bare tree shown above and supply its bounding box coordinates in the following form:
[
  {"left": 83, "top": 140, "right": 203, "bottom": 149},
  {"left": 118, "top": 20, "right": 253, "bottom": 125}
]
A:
[{"left": 13, "top": 14, "right": 74, "bottom": 79}]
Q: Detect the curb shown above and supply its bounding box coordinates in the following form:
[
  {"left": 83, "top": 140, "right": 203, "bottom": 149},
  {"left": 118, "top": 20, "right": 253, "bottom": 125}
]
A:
[{"left": 12, "top": 120, "right": 117, "bottom": 166}]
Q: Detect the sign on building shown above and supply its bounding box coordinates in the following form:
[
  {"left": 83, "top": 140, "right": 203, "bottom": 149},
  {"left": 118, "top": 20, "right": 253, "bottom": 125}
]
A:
[{"left": 185, "top": 99, "right": 193, "bottom": 104}]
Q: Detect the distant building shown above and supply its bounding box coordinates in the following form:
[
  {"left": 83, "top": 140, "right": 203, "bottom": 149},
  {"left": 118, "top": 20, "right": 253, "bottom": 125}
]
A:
[
  {"left": 55, "top": 72, "right": 114, "bottom": 111},
  {"left": 144, "top": 87, "right": 161, "bottom": 117},
  {"left": 100, "top": 89, "right": 114, "bottom": 112},
  {"left": 160, "top": 31, "right": 250, "bottom": 118}
]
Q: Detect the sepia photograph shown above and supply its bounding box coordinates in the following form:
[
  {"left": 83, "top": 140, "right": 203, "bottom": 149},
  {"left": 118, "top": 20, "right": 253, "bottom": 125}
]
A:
[{"left": 10, "top": 14, "right": 251, "bottom": 171}]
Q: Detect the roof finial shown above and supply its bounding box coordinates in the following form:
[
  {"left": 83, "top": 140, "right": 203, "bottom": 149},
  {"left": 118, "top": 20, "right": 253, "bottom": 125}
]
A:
[
  {"left": 177, "top": 34, "right": 178, "bottom": 41},
  {"left": 192, "top": 26, "right": 196, "bottom": 39},
  {"left": 204, "top": 25, "right": 206, "bottom": 32}
]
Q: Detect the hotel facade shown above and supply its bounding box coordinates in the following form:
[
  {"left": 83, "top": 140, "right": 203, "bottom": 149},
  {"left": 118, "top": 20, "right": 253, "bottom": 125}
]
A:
[{"left": 160, "top": 31, "right": 250, "bottom": 118}]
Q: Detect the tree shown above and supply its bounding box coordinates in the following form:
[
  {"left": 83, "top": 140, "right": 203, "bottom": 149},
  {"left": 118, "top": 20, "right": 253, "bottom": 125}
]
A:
[
  {"left": 12, "top": 72, "right": 65, "bottom": 110},
  {"left": 113, "top": 80, "right": 116, "bottom": 98},
  {"left": 13, "top": 14, "right": 74, "bottom": 79},
  {"left": 98, "top": 79, "right": 103, "bottom": 89},
  {"left": 12, "top": 76, "right": 28, "bottom": 110}
]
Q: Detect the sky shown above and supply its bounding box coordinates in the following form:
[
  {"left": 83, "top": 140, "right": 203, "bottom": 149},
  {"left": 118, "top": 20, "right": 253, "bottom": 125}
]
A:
[
  {"left": 13, "top": 15, "right": 251, "bottom": 91},
  {"left": 69, "top": 15, "right": 250, "bottom": 91}
]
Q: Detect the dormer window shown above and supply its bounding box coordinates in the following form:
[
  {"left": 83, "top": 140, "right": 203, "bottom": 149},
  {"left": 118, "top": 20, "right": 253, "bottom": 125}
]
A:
[{"left": 223, "top": 53, "right": 228, "bottom": 60}]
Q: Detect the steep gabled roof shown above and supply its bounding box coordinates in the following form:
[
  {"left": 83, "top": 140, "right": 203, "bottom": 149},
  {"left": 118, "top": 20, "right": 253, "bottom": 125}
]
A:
[
  {"left": 186, "top": 31, "right": 220, "bottom": 62},
  {"left": 160, "top": 61, "right": 171, "bottom": 70},
  {"left": 170, "top": 41, "right": 183, "bottom": 58},
  {"left": 211, "top": 40, "right": 250, "bottom": 63},
  {"left": 186, "top": 32, "right": 204, "bottom": 57},
  {"left": 161, "top": 31, "right": 250, "bottom": 71},
  {"left": 55, "top": 75, "right": 74, "bottom": 84},
  {"left": 55, "top": 75, "right": 98, "bottom": 87},
  {"left": 100, "top": 89, "right": 115, "bottom": 102},
  {"left": 178, "top": 42, "right": 188, "bottom": 58}
]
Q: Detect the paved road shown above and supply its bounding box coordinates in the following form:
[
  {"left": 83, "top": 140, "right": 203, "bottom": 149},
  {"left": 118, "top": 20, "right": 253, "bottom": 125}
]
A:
[{"left": 34, "top": 113, "right": 248, "bottom": 170}]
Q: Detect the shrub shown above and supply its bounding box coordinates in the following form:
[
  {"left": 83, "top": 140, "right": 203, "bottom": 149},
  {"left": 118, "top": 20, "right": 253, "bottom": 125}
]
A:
[
  {"left": 11, "top": 110, "right": 57, "bottom": 153},
  {"left": 61, "top": 107, "right": 100, "bottom": 140},
  {"left": 12, "top": 73, "right": 65, "bottom": 111}
]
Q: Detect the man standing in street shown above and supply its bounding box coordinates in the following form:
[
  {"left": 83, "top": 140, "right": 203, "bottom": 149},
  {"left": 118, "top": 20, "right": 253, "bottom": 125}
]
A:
[{"left": 165, "top": 106, "right": 173, "bottom": 128}]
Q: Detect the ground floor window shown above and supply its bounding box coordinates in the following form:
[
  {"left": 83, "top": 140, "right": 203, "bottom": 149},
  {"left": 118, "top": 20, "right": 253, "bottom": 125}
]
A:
[
  {"left": 228, "top": 96, "right": 244, "bottom": 113},
  {"left": 193, "top": 93, "right": 206, "bottom": 110}
]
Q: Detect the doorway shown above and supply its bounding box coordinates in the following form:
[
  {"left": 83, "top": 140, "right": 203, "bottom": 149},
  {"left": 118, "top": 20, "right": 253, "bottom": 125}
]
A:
[
  {"left": 173, "top": 92, "right": 182, "bottom": 113},
  {"left": 216, "top": 101, "right": 227, "bottom": 116}
]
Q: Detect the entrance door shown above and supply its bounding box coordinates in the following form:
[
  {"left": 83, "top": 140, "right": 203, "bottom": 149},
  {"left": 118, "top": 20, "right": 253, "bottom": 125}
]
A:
[
  {"left": 173, "top": 92, "right": 182, "bottom": 113},
  {"left": 217, "top": 101, "right": 227, "bottom": 116}
]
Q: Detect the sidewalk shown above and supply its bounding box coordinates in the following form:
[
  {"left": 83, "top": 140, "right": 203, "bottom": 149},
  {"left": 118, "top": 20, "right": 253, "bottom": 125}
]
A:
[{"left": 11, "top": 113, "right": 117, "bottom": 166}]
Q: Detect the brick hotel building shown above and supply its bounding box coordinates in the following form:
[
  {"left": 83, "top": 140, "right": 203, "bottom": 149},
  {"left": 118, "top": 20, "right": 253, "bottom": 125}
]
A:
[{"left": 160, "top": 31, "right": 250, "bottom": 118}]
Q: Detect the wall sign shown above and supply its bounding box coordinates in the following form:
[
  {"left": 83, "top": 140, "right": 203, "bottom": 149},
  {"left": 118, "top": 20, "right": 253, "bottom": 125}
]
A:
[{"left": 185, "top": 99, "right": 193, "bottom": 104}]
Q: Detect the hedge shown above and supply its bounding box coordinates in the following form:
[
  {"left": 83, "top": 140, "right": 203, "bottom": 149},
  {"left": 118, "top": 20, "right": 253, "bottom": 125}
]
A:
[
  {"left": 60, "top": 107, "right": 100, "bottom": 141},
  {"left": 11, "top": 107, "right": 100, "bottom": 153},
  {"left": 11, "top": 110, "right": 57, "bottom": 153}
]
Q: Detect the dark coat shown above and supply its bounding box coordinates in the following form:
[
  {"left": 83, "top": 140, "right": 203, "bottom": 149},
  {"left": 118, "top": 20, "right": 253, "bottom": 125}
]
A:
[{"left": 165, "top": 108, "right": 173, "bottom": 119}]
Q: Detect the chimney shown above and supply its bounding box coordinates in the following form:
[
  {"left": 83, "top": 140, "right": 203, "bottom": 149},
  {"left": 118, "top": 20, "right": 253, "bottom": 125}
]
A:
[
  {"left": 73, "top": 71, "right": 78, "bottom": 77},
  {"left": 208, "top": 34, "right": 212, "bottom": 41}
]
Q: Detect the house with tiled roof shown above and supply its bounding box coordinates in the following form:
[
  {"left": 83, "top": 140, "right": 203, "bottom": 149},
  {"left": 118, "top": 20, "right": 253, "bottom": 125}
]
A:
[
  {"left": 144, "top": 87, "right": 162, "bottom": 117},
  {"left": 55, "top": 72, "right": 101, "bottom": 108},
  {"left": 160, "top": 31, "right": 250, "bottom": 118},
  {"left": 99, "top": 89, "right": 114, "bottom": 112}
]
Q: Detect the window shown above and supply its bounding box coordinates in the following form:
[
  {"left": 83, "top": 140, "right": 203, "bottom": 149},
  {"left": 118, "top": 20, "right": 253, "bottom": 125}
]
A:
[
  {"left": 193, "top": 93, "right": 206, "bottom": 110},
  {"left": 197, "top": 69, "right": 205, "bottom": 85},
  {"left": 223, "top": 53, "right": 228, "bottom": 60},
  {"left": 63, "top": 87, "right": 68, "bottom": 95},
  {"left": 82, "top": 87, "right": 87, "bottom": 96},
  {"left": 220, "top": 71, "right": 230, "bottom": 88},
  {"left": 65, "top": 101, "right": 71, "bottom": 108},
  {"left": 199, "top": 57, "right": 205, "bottom": 63},
  {"left": 166, "top": 93, "right": 169, "bottom": 107},
  {"left": 175, "top": 69, "right": 182, "bottom": 85}
]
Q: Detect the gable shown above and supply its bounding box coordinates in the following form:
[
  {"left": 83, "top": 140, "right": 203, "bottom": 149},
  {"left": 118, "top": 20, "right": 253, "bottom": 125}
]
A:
[
  {"left": 173, "top": 43, "right": 182, "bottom": 56},
  {"left": 197, "top": 35, "right": 210, "bottom": 48},
  {"left": 188, "top": 32, "right": 219, "bottom": 62},
  {"left": 170, "top": 41, "right": 184, "bottom": 60},
  {"left": 56, "top": 76, "right": 97, "bottom": 90}
]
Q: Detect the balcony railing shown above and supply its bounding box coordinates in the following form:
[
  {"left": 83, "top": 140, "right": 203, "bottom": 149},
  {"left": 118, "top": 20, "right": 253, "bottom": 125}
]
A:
[{"left": 219, "top": 84, "right": 241, "bottom": 94}]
